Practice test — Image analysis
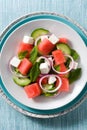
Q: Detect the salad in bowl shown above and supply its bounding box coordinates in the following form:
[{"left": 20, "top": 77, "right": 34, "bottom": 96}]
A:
[{"left": 9, "top": 28, "right": 82, "bottom": 98}]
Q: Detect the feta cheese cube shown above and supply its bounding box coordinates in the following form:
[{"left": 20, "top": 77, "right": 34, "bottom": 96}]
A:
[
  {"left": 39, "top": 63, "right": 50, "bottom": 74},
  {"left": 69, "top": 61, "right": 78, "bottom": 69},
  {"left": 48, "top": 34, "right": 59, "bottom": 44},
  {"left": 73, "top": 62, "right": 78, "bottom": 69},
  {"left": 41, "top": 35, "right": 48, "bottom": 41},
  {"left": 10, "top": 56, "right": 21, "bottom": 67},
  {"left": 23, "top": 35, "right": 34, "bottom": 44},
  {"left": 48, "top": 76, "right": 56, "bottom": 84}
]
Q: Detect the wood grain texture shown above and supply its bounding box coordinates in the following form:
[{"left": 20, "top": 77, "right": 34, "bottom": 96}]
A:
[{"left": 0, "top": 0, "right": 87, "bottom": 130}]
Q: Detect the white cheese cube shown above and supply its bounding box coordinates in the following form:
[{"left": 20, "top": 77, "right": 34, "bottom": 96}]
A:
[
  {"left": 39, "top": 63, "right": 50, "bottom": 74},
  {"left": 23, "top": 35, "right": 34, "bottom": 44},
  {"left": 41, "top": 35, "right": 48, "bottom": 41},
  {"left": 10, "top": 56, "right": 21, "bottom": 67},
  {"left": 48, "top": 76, "right": 56, "bottom": 84},
  {"left": 69, "top": 61, "right": 78, "bottom": 69},
  {"left": 48, "top": 34, "right": 59, "bottom": 44},
  {"left": 73, "top": 62, "right": 78, "bottom": 69}
]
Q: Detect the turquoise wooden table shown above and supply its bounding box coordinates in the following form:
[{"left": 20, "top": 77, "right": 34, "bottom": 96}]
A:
[{"left": 0, "top": 0, "right": 87, "bottom": 130}]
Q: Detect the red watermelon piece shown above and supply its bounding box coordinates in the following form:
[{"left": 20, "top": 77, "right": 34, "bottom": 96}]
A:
[
  {"left": 17, "top": 42, "right": 33, "bottom": 57},
  {"left": 42, "top": 77, "right": 48, "bottom": 84},
  {"left": 59, "top": 38, "right": 68, "bottom": 44},
  {"left": 36, "top": 77, "right": 48, "bottom": 84},
  {"left": 52, "top": 50, "right": 66, "bottom": 65},
  {"left": 38, "top": 38, "right": 55, "bottom": 55},
  {"left": 18, "top": 58, "right": 32, "bottom": 75},
  {"left": 59, "top": 63, "right": 68, "bottom": 77},
  {"left": 24, "top": 83, "right": 41, "bottom": 98},
  {"left": 59, "top": 77, "right": 69, "bottom": 92},
  {"left": 60, "top": 63, "right": 67, "bottom": 72}
]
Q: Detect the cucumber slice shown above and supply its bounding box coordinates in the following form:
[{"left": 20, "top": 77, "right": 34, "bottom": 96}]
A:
[
  {"left": 56, "top": 43, "right": 71, "bottom": 55},
  {"left": 44, "top": 92, "right": 57, "bottom": 97},
  {"left": 42, "top": 84, "right": 57, "bottom": 97},
  {"left": 31, "top": 28, "right": 49, "bottom": 40},
  {"left": 37, "top": 39, "right": 41, "bottom": 45},
  {"left": 43, "top": 84, "right": 54, "bottom": 91},
  {"left": 13, "top": 76, "right": 31, "bottom": 87}
]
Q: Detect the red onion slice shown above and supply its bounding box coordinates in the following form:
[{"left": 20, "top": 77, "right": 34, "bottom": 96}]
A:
[
  {"left": 39, "top": 74, "right": 62, "bottom": 93},
  {"left": 52, "top": 54, "right": 74, "bottom": 74},
  {"left": 34, "top": 36, "right": 41, "bottom": 46},
  {"left": 37, "top": 56, "right": 51, "bottom": 73},
  {"left": 36, "top": 56, "right": 49, "bottom": 62}
]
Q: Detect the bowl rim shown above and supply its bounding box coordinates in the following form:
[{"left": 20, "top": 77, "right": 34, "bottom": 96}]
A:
[{"left": 0, "top": 12, "right": 87, "bottom": 118}]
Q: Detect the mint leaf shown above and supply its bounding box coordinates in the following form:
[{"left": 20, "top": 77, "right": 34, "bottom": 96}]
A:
[
  {"left": 18, "top": 51, "right": 28, "bottom": 59},
  {"left": 54, "top": 65, "right": 60, "bottom": 71},
  {"left": 71, "top": 49, "right": 79, "bottom": 60},
  {"left": 69, "top": 68, "right": 82, "bottom": 84},
  {"left": 65, "top": 58, "right": 71, "bottom": 68},
  {"left": 30, "top": 46, "right": 38, "bottom": 64},
  {"left": 29, "top": 62, "right": 40, "bottom": 82},
  {"left": 14, "top": 67, "right": 20, "bottom": 73}
]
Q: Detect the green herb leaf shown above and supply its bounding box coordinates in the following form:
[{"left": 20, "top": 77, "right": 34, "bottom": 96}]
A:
[
  {"left": 69, "top": 68, "right": 82, "bottom": 84},
  {"left": 54, "top": 65, "right": 60, "bottom": 71},
  {"left": 65, "top": 58, "right": 71, "bottom": 68},
  {"left": 29, "top": 62, "right": 40, "bottom": 82},
  {"left": 14, "top": 67, "right": 19, "bottom": 73},
  {"left": 71, "top": 49, "right": 79, "bottom": 60},
  {"left": 30, "top": 46, "right": 38, "bottom": 64},
  {"left": 18, "top": 51, "right": 28, "bottom": 59}
]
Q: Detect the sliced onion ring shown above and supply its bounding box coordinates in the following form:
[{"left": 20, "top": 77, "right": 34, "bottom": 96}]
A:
[
  {"left": 39, "top": 74, "right": 62, "bottom": 93},
  {"left": 52, "top": 54, "right": 74, "bottom": 74},
  {"left": 37, "top": 56, "right": 51, "bottom": 68},
  {"left": 34, "top": 36, "right": 41, "bottom": 46}
]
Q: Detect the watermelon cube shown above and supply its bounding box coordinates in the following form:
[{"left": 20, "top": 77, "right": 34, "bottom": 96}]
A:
[
  {"left": 18, "top": 58, "right": 32, "bottom": 75},
  {"left": 59, "top": 38, "right": 68, "bottom": 44},
  {"left": 59, "top": 63, "right": 68, "bottom": 77},
  {"left": 38, "top": 38, "right": 55, "bottom": 55},
  {"left": 52, "top": 50, "right": 66, "bottom": 65},
  {"left": 59, "top": 77, "right": 69, "bottom": 92},
  {"left": 17, "top": 42, "right": 33, "bottom": 57},
  {"left": 24, "top": 83, "right": 41, "bottom": 98}
]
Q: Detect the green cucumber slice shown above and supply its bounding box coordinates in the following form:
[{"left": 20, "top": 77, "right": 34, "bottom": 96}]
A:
[
  {"left": 56, "top": 43, "right": 71, "bottom": 55},
  {"left": 13, "top": 76, "right": 31, "bottom": 87},
  {"left": 44, "top": 92, "right": 57, "bottom": 97},
  {"left": 42, "top": 84, "right": 57, "bottom": 97},
  {"left": 31, "top": 28, "right": 49, "bottom": 40},
  {"left": 43, "top": 84, "right": 54, "bottom": 91}
]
